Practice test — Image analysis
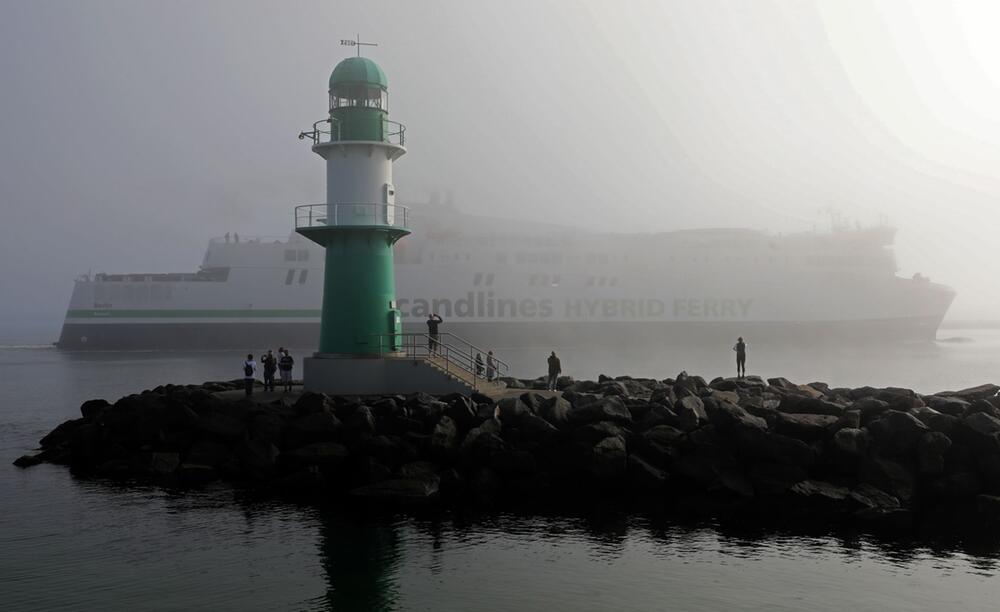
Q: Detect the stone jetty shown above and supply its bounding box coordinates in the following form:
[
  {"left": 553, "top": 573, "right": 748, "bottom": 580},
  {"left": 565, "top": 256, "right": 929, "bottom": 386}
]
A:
[{"left": 14, "top": 374, "right": 1000, "bottom": 528}]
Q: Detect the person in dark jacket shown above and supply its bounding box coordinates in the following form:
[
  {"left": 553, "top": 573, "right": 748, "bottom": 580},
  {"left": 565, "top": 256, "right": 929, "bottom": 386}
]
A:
[
  {"left": 261, "top": 349, "right": 277, "bottom": 392},
  {"left": 243, "top": 353, "right": 257, "bottom": 396},
  {"left": 733, "top": 337, "right": 748, "bottom": 378},
  {"left": 475, "top": 352, "right": 484, "bottom": 378},
  {"left": 546, "top": 351, "right": 561, "bottom": 391},
  {"left": 278, "top": 349, "right": 295, "bottom": 393},
  {"left": 486, "top": 350, "right": 497, "bottom": 382},
  {"left": 426, "top": 314, "right": 443, "bottom": 353}
]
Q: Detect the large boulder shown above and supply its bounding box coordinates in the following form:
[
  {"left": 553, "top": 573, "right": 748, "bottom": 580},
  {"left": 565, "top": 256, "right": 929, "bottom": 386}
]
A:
[
  {"left": 917, "top": 431, "right": 951, "bottom": 475},
  {"left": 589, "top": 435, "right": 627, "bottom": 480},
  {"left": 573, "top": 421, "right": 625, "bottom": 446},
  {"left": 867, "top": 411, "right": 929, "bottom": 456},
  {"left": 497, "top": 397, "right": 530, "bottom": 423},
  {"left": 831, "top": 428, "right": 869, "bottom": 458},
  {"left": 627, "top": 454, "right": 667, "bottom": 490},
  {"left": 569, "top": 396, "right": 632, "bottom": 426},
  {"left": 773, "top": 413, "right": 837, "bottom": 442},
  {"left": 285, "top": 411, "right": 342, "bottom": 447},
  {"left": 674, "top": 396, "right": 708, "bottom": 431},
  {"left": 961, "top": 412, "right": 1000, "bottom": 454},
  {"left": 196, "top": 413, "right": 246, "bottom": 441},
  {"left": 734, "top": 429, "right": 814, "bottom": 467},
  {"left": 787, "top": 480, "right": 851, "bottom": 509},
  {"left": 537, "top": 396, "right": 572, "bottom": 429},
  {"left": 941, "top": 384, "right": 1000, "bottom": 402},
  {"left": 860, "top": 455, "right": 916, "bottom": 501},
  {"left": 281, "top": 442, "right": 350, "bottom": 469},
  {"left": 519, "top": 413, "right": 560, "bottom": 444},
  {"left": 429, "top": 415, "right": 459, "bottom": 454},
  {"left": 80, "top": 399, "right": 110, "bottom": 419},
  {"left": 704, "top": 399, "right": 767, "bottom": 434}
]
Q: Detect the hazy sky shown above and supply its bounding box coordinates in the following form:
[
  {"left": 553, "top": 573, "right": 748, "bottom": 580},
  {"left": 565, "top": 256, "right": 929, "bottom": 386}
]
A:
[{"left": 2, "top": 0, "right": 1000, "bottom": 329}]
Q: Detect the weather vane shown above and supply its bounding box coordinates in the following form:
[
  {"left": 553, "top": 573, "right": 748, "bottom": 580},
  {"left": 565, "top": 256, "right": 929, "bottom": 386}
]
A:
[{"left": 340, "top": 34, "right": 378, "bottom": 57}]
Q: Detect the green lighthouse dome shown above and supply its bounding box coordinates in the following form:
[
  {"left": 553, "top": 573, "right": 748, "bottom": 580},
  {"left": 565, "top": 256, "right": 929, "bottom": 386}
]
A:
[{"left": 329, "top": 56, "right": 388, "bottom": 90}]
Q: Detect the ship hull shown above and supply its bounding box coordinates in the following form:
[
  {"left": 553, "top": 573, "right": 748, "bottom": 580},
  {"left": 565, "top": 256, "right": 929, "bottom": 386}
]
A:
[{"left": 56, "top": 315, "right": 947, "bottom": 350}]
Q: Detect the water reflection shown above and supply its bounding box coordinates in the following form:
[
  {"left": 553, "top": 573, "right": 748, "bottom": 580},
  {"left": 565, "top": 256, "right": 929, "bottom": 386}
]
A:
[{"left": 316, "top": 509, "right": 402, "bottom": 611}]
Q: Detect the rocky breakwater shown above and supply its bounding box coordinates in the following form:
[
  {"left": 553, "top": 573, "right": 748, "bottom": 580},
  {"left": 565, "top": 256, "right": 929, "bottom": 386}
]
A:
[{"left": 13, "top": 375, "right": 1000, "bottom": 527}]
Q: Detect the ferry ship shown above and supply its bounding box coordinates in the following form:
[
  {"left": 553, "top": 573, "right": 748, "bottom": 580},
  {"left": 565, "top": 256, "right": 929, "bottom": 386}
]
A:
[{"left": 56, "top": 203, "right": 956, "bottom": 349}]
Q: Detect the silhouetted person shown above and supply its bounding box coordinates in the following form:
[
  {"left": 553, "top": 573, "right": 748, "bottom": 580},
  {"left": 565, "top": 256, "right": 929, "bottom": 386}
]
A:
[
  {"left": 486, "top": 350, "right": 497, "bottom": 382},
  {"left": 234, "top": 232, "right": 240, "bottom": 243},
  {"left": 475, "top": 352, "right": 484, "bottom": 378},
  {"left": 733, "top": 337, "right": 747, "bottom": 378},
  {"left": 547, "top": 351, "right": 561, "bottom": 391},
  {"left": 261, "top": 349, "right": 277, "bottom": 392},
  {"left": 426, "top": 314, "right": 443, "bottom": 353},
  {"left": 243, "top": 353, "right": 257, "bottom": 396},
  {"left": 224, "top": 232, "right": 230, "bottom": 244},
  {"left": 279, "top": 349, "right": 295, "bottom": 392}
]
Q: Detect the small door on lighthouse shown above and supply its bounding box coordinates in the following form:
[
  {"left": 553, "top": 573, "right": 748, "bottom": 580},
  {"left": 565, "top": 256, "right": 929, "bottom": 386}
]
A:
[{"left": 383, "top": 183, "right": 396, "bottom": 224}]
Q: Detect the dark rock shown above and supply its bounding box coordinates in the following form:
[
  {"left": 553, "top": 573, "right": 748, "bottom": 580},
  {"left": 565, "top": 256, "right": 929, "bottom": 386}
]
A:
[
  {"left": 471, "top": 467, "right": 503, "bottom": 504},
  {"left": 941, "top": 384, "right": 1000, "bottom": 402},
  {"left": 748, "top": 462, "right": 808, "bottom": 495},
  {"left": 39, "top": 418, "right": 86, "bottom": 449},
  {"left": 147, "top": 451, "right": 181, "bottom": 476},
  {"left": 286, "top": 411, "right": 342, "bottom": 446},
  {"left": 341, "top": 405, "right": 377, "bottom": 437},
  {"left": 924, "top": 395, "right": 970, "bottom": 417},
  {"left": 636, "top": 404, "right": 679, "bottom": 431},
  {"left": 917, "top": 431, "right": 951, "bottom": 475},
  {"left": 962, "top": 412, "right": 1000, "bottom": 454},
  {"left": 350, "top": 476, "right": 440, "bottom": 505},
  {"left": 281, "top": 442, "right": 350, "bottom": 469},
  {"left": 397, "top": 460, "right": 439, "bottom": 479},
  {"left": 704, "top": 398, "right": 767, "bottom": 434},
  {"left": 867, "top": 411, "right": 929, "bottom": 456},
  {"left": 773, "top": 413, "right": 837, "bottom": 442},
  {"left": 490, "top": 450, "right": 537, "bottom": 476},
  {"left": 734, "top": 429, "right": 814, "bottom": 467},
  {"left": 860, "top": 455, "right": 916, "bottom": 501},
  {"left": 429, "top": 416, "right": 459, "bottom": 455},
  {"left": 196, "top": 413, "right": 246, "bottom": 441},
  {"left": 497, "top": 397, "right": 530, "bottom": 423},
  {"left": 271, "top": 466, "right": 326, "bottom": 492},
  {"left": 444, "top": 397, "right": 477, "bottom": 430},
  {"left": 13, "top": 453, "right": 45, "bottom": 468},
  {"left": 967, "top": 400, "right": 1000, "bottom": 420},
  {"left": 538, "top": 396, "right": 572, "bottom": 429},
  {"left": 832, "top": 428, "right": 869, "bottom": 458},
  {"left": 627, "top": 454, "right": 667, "bottom": 490},
  {"left": 519, "top": 413, "right": 559, "bottom": 443},
  {"left": 249, "top": 413, "right": 285, "bottom": 447},
  {"left": 590, "top": 435, "right": 627, "bottom": 480},
  {"left": 787, "top": 480, "right": 851, "bottom": 508},
  {"left": 780, "top": 397, "right": 844, "bottom": 417},
  {"left": 849, "top": 483, "right": 900, "bottom": 510},
  {"left": 674, "top": 396, "right": 708, "bottom": 431},
  {"left": 294, "top": 392, "right": 334, "bottom": 414},
  {"left": 573, "top": 421, "right": 625, "bottom": 446},
  {"left": 569, "top": 396, "right": 632, "bottom": 426},
  {"left": 853, "top": 397, "right": 891, "bottom": 424},
  {"left": 975, "top": 494, "right": 1000, "bottom": 521},
  {"left": 80, "top": 399, "right": 110, "bottom": 419},
  {"left": 460, "top": 428, "right": 506, "bottom": 462}
]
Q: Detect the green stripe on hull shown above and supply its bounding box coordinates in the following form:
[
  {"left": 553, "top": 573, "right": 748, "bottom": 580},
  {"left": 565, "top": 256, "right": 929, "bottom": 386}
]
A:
[{"left": 66, "top": 309, "right": 322, "bottom": 318}]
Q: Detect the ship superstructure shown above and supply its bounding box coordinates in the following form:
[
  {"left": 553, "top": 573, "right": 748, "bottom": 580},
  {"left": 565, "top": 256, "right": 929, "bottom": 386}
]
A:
[{"left": 57, "top": 205, "right": 955, "bottom": 349}]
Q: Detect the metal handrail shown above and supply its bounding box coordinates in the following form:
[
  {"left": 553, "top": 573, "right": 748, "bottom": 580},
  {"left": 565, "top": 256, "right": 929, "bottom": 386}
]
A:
[
  {"left": 297, "top": 116, "right": 405, "bottom": 146},
  {"left": 294, "top": 203, "right": 409, "bottom": 230},
  {"left": 298, "top": 118, "right": 341, "bottom": 145},
  {"left": 372, "top": 332, "right": 509, "bottom": 391}
]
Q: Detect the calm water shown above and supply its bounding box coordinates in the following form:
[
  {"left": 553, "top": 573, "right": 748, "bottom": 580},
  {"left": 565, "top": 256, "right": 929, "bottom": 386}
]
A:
[{"left": 3, "top": 329, "right": 1000, "bottom": 610}]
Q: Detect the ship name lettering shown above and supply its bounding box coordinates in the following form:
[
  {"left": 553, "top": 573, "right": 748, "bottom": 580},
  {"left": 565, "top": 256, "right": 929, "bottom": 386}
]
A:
[{"left": 672, "top": 298, "right": 752, "bottom": 318}]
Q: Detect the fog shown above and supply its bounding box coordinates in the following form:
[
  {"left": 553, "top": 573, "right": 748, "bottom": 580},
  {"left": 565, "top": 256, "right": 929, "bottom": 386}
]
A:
[{"left": 2, "top": 0, "right": 1000, "bottom": 341}]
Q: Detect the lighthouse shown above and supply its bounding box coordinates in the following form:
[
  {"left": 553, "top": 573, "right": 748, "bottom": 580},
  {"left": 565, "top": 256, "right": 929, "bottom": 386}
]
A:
[{"left": 294, "top": 52, "right": 492, "bottom": 395}]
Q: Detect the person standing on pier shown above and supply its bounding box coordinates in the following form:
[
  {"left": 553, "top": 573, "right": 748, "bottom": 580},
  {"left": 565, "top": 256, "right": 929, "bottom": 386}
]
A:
[
  {"left": 476, "top": 352, "right": 485, "bottom": 378},
  {"left": 278, "top": 349, "right": 295, "bottom": 393},
  {"left": 243, "top": 353, "right": 257, "bottom": 396},
  {"left": 261, "top": 349, "right": 277, "bottom": 392},
  {"left": 733, "top": 337, "right": 748, "bottom": 378},
  {"left": 426, "top": 314, "right": 443, "bottom": 353},
  {"left": 547, "top": 351, "right": 562, "bottom": 391},
  {"left": 486, "top": 350, "right": 497, "bottom": 382}
]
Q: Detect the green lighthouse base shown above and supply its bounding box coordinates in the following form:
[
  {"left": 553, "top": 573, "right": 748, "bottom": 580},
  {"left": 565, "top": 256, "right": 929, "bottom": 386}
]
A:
[{"left": 303, "top": 355, "right": 478, "bottom": 395}]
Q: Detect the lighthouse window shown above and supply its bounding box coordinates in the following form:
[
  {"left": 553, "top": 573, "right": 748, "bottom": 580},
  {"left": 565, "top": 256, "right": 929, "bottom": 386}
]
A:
[
  {"left": 284, "top": 269, "right": 295, "bottom": 285},
  {"left": 298, "top": 269, "right": 309, "bottom": 284},
  {"left": 330, "top": 85, "right": 387, "bottom": 110}
]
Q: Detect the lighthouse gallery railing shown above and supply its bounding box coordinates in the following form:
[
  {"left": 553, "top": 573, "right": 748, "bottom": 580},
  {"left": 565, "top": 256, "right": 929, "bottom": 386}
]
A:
[
  {"left": 298, "top": 117, "right": 406, "bottom": 146},
  {"left": 294, "top": 203, "right": 409, "bottom": 230}
]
